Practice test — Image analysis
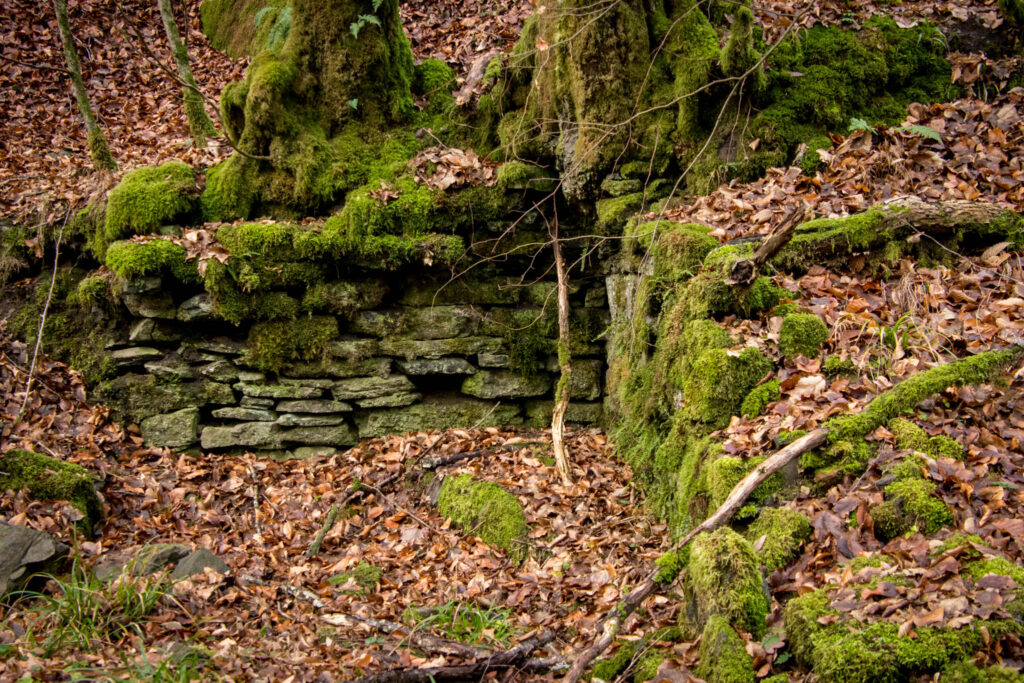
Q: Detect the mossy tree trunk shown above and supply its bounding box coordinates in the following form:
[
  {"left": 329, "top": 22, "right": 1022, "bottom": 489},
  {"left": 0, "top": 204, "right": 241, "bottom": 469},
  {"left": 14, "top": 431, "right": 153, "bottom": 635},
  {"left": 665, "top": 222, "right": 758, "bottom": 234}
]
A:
[
  {"left": 52, "top": 0, "right": 117, "bottom": 172},
  {"left": 211, "top": 0, "right": 415, "bottom": 216},
  {"left": 497, "top": 0, "right": 722, "bottom": 201},
  {"left": 157, "top": 0, "right": 217, "bottom": 148}
]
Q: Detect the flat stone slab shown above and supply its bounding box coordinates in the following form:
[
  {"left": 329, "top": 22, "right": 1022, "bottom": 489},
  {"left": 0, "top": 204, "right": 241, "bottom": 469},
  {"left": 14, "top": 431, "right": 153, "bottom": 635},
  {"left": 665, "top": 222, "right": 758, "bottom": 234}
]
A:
[
  {"left": 240, "top": 396, "right": 275, "bottom": 408},
  {"left": 234, "top": 383, "right": 323, "bottom": 399},
  {"left": 276, "top": 413, "right": 346, "bottom": 427},
  {"left": 477, "top": 352, "right": 510, "bottom": 368},
  {"left": 144, "top": 357, "right": 193, "bottom": 382},
  {"left": 283, "top": 357, "right": 392, "bottom": 379},
  {"left": 280, "top": 424, "right": 357, "bottom": 446},
  {"left": 461, "top": 370, "right": 550, "bottom": 399},
  {"left": 112, "top": 347, "right": 163, "bottom": 366},
  {"left": 177, "top": 293, "right": 215, "bottom": 322},
  {"left": 354, "top": 391, "right": 421, "bottom": 408},
  {"left": 351, "top": 306, "right": 479, "bottom": 340},
  {"left": 357, "top": 398, "right": 522, "bottom": 439},
  {"left": 212, "top": 407, "right": 277, "bottom": 422},
  {"left": 129, "top": 319, "right": 181, "bottom": 343},
  {"left": 140, "top": 407, "right": 200, "bottom": 449},
  {"left": 197, "top": 360, "right": 239, "bottom": 383},
  {"left": 397, "top": 358, "right": 477, "bottom": 375},
  {"left": 276, "top": 399, "right": 352, "bottom": 414},
  {"left": 201, "top": 422, "right": 283, "bottom": 450},
  {"left": 279, "top": 377, "right": 335, "bottom": 389},
  {"left": 123, "top": 293, "right": 176, "bottom": 319},
  {"left": 332, "top": 375, "right": 415, "bottom": 401},
  {"left": 378, "top": 337, "right": 504, "bottom": 360}
]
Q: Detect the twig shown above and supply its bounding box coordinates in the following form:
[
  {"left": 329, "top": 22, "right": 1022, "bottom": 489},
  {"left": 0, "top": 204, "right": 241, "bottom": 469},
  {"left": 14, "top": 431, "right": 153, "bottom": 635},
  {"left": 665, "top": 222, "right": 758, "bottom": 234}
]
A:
[
  {"left": 320, "top": 612, "right": 494, "bottom": 659},
  {"left": 359, "top": 482, "right": 442, "bottom": 535},
  {"left": 305, "top": 504, "right": 340, "bottom": 558},
  {"left": 17, "top": 205, "right": 70, "bottom": 422},
  {"left": 248, "top": 462, "right": 262, "bottom": 539},
  {"left": 0, "top": 54, "right": 69, "bottom": 74}
]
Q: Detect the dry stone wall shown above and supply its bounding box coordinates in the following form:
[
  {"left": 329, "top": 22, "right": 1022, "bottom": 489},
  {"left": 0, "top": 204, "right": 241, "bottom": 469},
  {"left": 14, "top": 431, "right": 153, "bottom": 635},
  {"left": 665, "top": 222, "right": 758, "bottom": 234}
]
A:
[{"left": 97, "top": 270, "right": 609, "bottom": 458}]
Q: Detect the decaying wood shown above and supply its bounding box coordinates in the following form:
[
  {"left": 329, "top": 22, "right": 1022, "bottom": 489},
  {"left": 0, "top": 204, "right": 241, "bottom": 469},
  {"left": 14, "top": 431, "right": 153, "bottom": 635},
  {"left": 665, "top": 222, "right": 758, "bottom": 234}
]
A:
[
  {"left": 727, "top": 197, "right": 1018, "bottom": 285},
  {"left": 305, "top": 504, "right": 340, "bottom": 558},
  {"left": 320, "top": 612, "right": 493, "bottom": 659},
  {"left": 562, "top": 429, "right": 827, "bottom": 682},
  {"left": 350, "top": 629, "right": 556, "bottom": 683},
  {"left": 421, "top": 449, "right": 488, "bottom": 470}
]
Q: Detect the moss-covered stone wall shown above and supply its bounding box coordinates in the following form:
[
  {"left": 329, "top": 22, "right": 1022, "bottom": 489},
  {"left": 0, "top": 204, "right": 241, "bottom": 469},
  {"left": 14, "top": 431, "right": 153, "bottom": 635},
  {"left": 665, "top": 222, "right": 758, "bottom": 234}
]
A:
[{"left": 85, "top": 261, "right": 607, "bottom": 459}]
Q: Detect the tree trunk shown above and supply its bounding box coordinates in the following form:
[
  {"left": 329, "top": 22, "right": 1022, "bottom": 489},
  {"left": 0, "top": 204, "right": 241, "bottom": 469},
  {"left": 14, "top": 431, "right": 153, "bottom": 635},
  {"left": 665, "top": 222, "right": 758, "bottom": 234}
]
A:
[
  {"left": 551, "top": 220, "right": 573, "bottom": 486},
  {"left": 52, "top": 0, "right": 116, "bottom": 171},
  {"left": 157, "top": 0, "right": 216, "bottom": 148}
]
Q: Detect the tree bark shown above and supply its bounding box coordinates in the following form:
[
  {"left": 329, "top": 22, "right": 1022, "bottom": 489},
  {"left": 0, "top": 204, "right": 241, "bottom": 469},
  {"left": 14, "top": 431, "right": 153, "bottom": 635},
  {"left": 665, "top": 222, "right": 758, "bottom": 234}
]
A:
[
  {"left": 157, "top": 0, "right": 216, "bottom": 148},
  {"left": 52, "top": 0, "right": 116, "bottom": 171},
  {"left": 551, "top": 220, "right": 573, "bottom": 486}
]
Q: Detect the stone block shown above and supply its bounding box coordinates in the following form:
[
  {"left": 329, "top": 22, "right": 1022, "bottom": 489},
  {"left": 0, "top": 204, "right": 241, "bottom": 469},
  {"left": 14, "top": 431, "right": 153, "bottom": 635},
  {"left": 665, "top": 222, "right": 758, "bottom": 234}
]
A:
[
  {"left": 129, "top": 319, "right": 181, "bottom": 343},
  {"left": 140, "top": 407, "right": 200, "bottom": 448},
  {"left": 211, "top": 407, "right": 277, "bottom": 422},
  {"left": 276, "top": 399, "right": 352, "bottom": 413},
  {"left": 96, "top": 375, "right": 234, "bottom": 422},
  {"left": 461, "top": 370, "right": 549, "bottom": 399},
  {"left": 355, "top": 391, "right": 421, "bottom": 408},
  {"left": 279, "top": 377, "right": 335, "bottom": 388},
  {"left": 280, "top": 424, "right": 357, "bottom": 446},
  {"left": 197, "top": 360, "right": 239, "bottom": 383},
  {"left": 524, "top": 400, "right": 604, "bottom": 427},
  {"left": 357, "top": 398, "right": 522, "bottom": 438},
  {"left": 330, "top": 339, "right": 380, "bottom": 359},
  {"left": 477, "top": 352, "right": 510, "bottom": 368},
  {"left": 234, "top": 382, "right": 323, "bottom": 399},
  {"left": 201, "top": 422, "right": 283, "bottom": 450},
  {"left": 144, "top": 357, "right": 193, "bottom": 381},
  {"left": 172, "top": 548, "right": 229, "bottom": 578},
  {"left": 240, "top": 396, "right": 274, "bottom": 408},
  {"left": 564, "top": 359, "right": 603, "bottom": 401},
  {"left": 283, "top": 357, "right": 392, "bottom": 379},
  {"left": 397, "top": 358, "right": 477, "bottom": 375},
  {"left": 123, "top": 293, "right": 176, "bottom": 319},
  {"left": 332, "top": 375, "right": 415, "bottom": 401},
  {"left": 379, "top": 337, "right": 504, "bottom": 360},
  {"left": 112, "top": 347, "right": 163, "bottom": 366},
  {"left": 177, "top": 293, "right": 215, "bottom": 322},
  {"left": 276, "top": 414, "right": 346, "bottom": 427},
  {"left": 350, "top": 306, "right": 479, "bottom": 340}
]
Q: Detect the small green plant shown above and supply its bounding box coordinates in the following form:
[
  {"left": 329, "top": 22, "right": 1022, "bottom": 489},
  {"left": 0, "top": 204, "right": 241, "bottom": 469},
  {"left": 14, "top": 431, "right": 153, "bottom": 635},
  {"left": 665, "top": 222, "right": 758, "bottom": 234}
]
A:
[
  {"left": 11, "top": 557, "right": 170, "bottom": 657},
  {"left": 255, "top": 5, "right": 291, "bottom": 51},
  {"left": 349, "top": 0, "right": 383, "bottom": 38},
  {"left": 405, "top": 601, "right": 515, "bottom": 647}
]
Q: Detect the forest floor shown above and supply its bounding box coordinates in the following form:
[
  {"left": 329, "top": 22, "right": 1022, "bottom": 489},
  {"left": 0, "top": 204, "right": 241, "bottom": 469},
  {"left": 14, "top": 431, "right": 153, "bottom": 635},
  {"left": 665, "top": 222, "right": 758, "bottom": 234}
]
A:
[{"left": 2, "top": 0, "right": 1024, "bottom": 680}]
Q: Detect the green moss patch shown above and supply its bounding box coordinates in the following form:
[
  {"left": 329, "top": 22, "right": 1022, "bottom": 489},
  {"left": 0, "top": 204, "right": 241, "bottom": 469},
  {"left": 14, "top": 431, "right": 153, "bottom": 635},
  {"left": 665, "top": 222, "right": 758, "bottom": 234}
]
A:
[
  {"left": 870, "top": 478, "right": 953, "bottom": 541},
  {"left": 779, "top": 312, "right": 829, "bottom": 359},
  {"left": 679, "top": 527, "right": 769, "bottom": 639},
  {"left": 0, "top": 450, "right": 103, "bottom": 538},
  {"left": 105, "top": 163, "right": 198, "bottom": 243},
  {"left": 437, "top": 473, "right": 529, "bottom": 562},
  {"left": 328, "top": 561, "right": 382, "bottom": 593},
  {"left": 105, "top": 239, "right": 197, "bottom": 282},
  {"left": 746, "top": 507, "right": 812, "bottom": 572},
  {"left": 740, "top": 380, "right": 780, "bottom": 418},
  {"left": 246, "top": 316, "right": 338, "bottom": 372},
  {"left": 696, "top": 615, "right": 756, "bottom": 683}
]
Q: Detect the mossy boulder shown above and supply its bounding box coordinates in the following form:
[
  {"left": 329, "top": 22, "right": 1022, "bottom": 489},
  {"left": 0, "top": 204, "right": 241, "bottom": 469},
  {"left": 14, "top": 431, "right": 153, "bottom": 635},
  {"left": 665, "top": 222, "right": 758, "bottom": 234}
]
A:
[
  {"left": 684, "top": 347, "right": 773, "bottom": 426},
  {"left": 740, "top": 380, "right": 780, "bottom": 418},
  {"left": 696, "top": 614, "right": 756, "bottom": 683},
  {"left": 679, "top": 527, "right": 769, "bottom": 639},
  {"left": 746, "top": 507, "right": 812, "bottom": 572},
  {"left": 0, "top": 450, "right": 103, "bottom": 538},
  {"left": 104, "top": 163, "right": 199, "bottom": 244},
  {"left": 437, "top": 473, "right": 529, "bottom": 562},
  {"left": 105, "top": 239, "right": 197, "bottom": 282},
  {"left": 870, "top": 477, "right": 954, "bottom": 541},
  {"left": 246, "top": 316, "right": 338, "bottom": 372},
  {"left": 784, "top": 588, "right": 1019, "bottom": 683},
  {"left": 778, "top": 312, "right": 829, "bottom": 359},
  {"left": 96, "top": 374, "right": 235, "bottom": 423}
]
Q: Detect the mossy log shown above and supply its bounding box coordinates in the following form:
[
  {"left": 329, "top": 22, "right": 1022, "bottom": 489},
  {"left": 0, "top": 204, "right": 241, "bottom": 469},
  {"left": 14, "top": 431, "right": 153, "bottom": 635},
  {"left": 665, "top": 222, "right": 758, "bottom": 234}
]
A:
[
  {"left": 564, "top": 346, "right": 1024, "bottom": 682},
  {"left": 727, "top": 198, "right": 1023, "bottom": 281},
  {"left": 771, "top": 197, "right": 1023, "bottom": 273}
]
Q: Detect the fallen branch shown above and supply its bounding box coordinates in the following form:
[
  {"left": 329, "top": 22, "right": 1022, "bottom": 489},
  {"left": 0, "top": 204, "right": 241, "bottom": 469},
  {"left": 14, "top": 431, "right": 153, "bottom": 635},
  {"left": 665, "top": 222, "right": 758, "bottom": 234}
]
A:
[
  {"left": 563, "top": 346, "right": 1024, "bottom": 681},
  {"left": 320, "top": 612, "right": 492, "bottom": 659},
  {"left": 562, "top": 429, "right": 826, "bottom": 682},
  {"left": 350, "top": 630, "right": 556, "bottom": 683},
  {"left": 305, "top": 504, "right": 340, "bottom": 558}
]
